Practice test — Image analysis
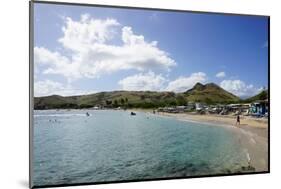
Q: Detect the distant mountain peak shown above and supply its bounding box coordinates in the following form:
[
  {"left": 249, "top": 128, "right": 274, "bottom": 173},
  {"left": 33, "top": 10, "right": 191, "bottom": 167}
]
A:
[
  {"left": 205, "top": 82, "right": 218, "bottom": 87},
  {"left": 183, "top": 82, "right": 240, "bottom": 103},
  {"left": 205, "top": 82, "right": 221, "bottom": 89},
  {"left": 193, "top": 82, "right": 205, "bottom": 90},
  {"left": 194, "top": 82, "right": 204, "bottom": 86}
]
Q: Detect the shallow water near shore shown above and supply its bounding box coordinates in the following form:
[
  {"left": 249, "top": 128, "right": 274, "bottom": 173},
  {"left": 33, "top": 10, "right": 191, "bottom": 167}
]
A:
[{"left": 33, "top": 109, "right": 256, "bottom": 186}]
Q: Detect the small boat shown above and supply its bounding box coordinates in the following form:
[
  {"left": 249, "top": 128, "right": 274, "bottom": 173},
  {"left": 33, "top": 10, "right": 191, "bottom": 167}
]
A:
[{"left": 130, "top": 112, "right": 136, "bottom": 116}]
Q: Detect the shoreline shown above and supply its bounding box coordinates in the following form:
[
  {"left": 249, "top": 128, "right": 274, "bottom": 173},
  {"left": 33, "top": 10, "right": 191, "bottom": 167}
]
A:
[
  {"left": 130, "top": 109, "right": 268, "bottom": 172},
  {"left": 129, "top": 109, "right": 267, "bottom": 128},
  {"left": 156, "top": 112, "right": 268, "bottom": 136},
  {"left": 35, "top": 108, "right": 269, "bottom": 172}
]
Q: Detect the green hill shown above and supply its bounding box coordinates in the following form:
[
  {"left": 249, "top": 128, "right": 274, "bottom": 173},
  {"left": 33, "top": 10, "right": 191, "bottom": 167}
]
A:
[
  {"left": 34, "top": 95, "right": 80, "bottom": 109},
  {"left": 34, "top": 91, "right": 180, "bottom": 109},
  {"left": 244, "top": 90, "right": 268, "bottom": 102},
  {"left": 76, "top": 91, "right": 180, "bottom": 108},
  {"left": 34, "top": 82, "right": 241, "bottom": 109},
  {"left": 183, "top": 82, "right": 240, "bottom": 104}
]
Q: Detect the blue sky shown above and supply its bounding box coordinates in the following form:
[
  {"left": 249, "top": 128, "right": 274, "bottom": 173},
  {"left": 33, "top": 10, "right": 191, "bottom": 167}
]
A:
[{"left": 34, "top": 3, "right": 268, "bottom": 98}]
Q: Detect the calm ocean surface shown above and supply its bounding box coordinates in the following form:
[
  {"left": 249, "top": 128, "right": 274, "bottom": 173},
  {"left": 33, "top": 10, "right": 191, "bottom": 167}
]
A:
[{"left": 33, "top": 110, "right": 249, "bottom": 186}]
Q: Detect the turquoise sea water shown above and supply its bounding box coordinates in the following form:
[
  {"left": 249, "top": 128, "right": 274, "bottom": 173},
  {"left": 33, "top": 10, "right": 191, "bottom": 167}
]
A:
[{"left": 33, "top": 110, "right": 250, "bottom": 186}]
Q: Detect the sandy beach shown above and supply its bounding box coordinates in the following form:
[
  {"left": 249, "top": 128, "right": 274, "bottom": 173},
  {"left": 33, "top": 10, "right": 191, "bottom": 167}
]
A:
[
  {"left": 130, "top": 109, "right": 269, "bottom": 172},
  {"left": 161, "top": 112, "right": 268, "bottom": 172}
]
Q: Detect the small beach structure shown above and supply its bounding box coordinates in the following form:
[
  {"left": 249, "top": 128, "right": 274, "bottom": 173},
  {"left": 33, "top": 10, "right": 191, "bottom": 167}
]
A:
[
  {"left": 176, "top": 106, "right": 186, "bottom": 113},
  {"left": 250, "top": 100, "right": 268, "bottom": 116},
  {"left": 157, "top": 107, "right": 182, "bottom": 113},
  {"left": 195, "top": 103, "right": 204, "bottom": 111},
  {"left": 225, "top": 103, "right": 251, "bottom": 115},
  {"left": 92, "top": 106, "right": 99, "bottom": 110},
  {"left": 186, "top": 102, "right": 195, "bottom": 111}
]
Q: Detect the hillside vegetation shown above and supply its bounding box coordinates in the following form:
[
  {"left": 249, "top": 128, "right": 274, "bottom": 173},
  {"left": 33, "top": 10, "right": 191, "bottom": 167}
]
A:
[
  {"left": 184, "top": 83, "right": 240, "bottom": 104},
  {"left": 34, "top": 82, "right": 261, "bottom": 110},
  {"left": 244, "top": 90, "right": 268, "bottom": 102}
]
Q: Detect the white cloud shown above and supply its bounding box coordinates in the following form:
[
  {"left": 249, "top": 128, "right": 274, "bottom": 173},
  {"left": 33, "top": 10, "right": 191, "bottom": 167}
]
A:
[
  {"left": 35, "top": 15, "right": 176, "bottom": 81},
  {"left": 58, "top": 14, "right": 120, "bottom": 52},
  {"left": 118, "top": 71, "right": 166, "bottom": 91},
  {"left": 220, "top": 80, "right": 262, "bottom": 97},
  {"left": 34, "top": 47, "right": 80, "bottom": 80},
  {"left": 165, "top": 72, "right": 207, "bottom": 92},
  {"left": 34, "top": 80, "right": 95, "bottom": 97},
  {"left": 216, "top": 71, "right": 226, "bottom": 78}
]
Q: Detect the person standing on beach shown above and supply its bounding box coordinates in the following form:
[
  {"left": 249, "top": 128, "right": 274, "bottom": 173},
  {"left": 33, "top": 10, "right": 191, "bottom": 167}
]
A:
[{"left": 236, "top": 115, "right": 240, "bottom": 126}]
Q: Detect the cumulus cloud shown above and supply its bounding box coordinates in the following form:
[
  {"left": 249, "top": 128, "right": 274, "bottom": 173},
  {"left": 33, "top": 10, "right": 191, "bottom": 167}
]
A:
[
  {"left": 34, "top": 80, "right": 95, "bottom": 97},
  {"left": 118, "top": 71, "right": 166, "bottom": 91},
  {"left": 165, "top": 72, "right": 207, "bottom": 92},
  {"left": 34, "top": 47, "right": 80, "bottom": 80},
  {"left": 220, "top": 80, "right": 262, "bottom": 98},
  {"left": 34, "top": 14, "right": 176, "bottom": 81},
  {"left": 216, "top": 71, "right": 226, "bottom": 78},
  {"left": 58, "top": 14, "right": 120, "bottom": 51}
]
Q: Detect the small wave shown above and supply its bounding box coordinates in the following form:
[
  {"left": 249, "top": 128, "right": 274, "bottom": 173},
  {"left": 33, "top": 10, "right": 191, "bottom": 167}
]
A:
[
  {"left": 246, "top": 151, "right": 251, "bottom": 164},
  {"left": 250, "top": 138, "right": 256, "bottom": 144},
  {"left": 34, "top": 113, "right": 87, "bottom": 117},
  {"left": 243, "top": 148, "right": 252, "bottom": 166}
]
